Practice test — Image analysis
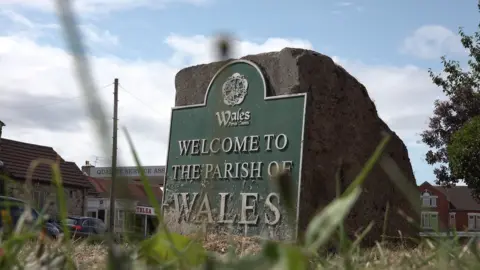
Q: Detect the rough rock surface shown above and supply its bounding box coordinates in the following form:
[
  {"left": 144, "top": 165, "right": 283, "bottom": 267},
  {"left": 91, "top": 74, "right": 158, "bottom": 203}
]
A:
[{"left": 174, "top": 48, "right": 419, "bottom": 246}]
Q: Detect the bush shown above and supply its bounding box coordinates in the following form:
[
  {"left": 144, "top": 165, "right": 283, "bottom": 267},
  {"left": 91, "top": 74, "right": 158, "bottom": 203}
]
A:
[{"left": 448, "top": 116, "right": 480, "bottom": 193}]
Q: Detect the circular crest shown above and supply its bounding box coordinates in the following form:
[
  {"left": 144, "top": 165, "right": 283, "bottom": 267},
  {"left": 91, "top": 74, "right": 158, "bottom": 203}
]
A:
[{"left": 222, "top": 73, "right": 248, "bottom": 106}]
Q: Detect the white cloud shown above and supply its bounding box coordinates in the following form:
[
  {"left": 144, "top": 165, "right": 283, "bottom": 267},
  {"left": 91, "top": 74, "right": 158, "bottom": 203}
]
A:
[
  {"left": 165, "top": 34, "right": 314, "bottom": 66},
  {"left": 79, "top": 24, "right": 119, "bottom": 46},
  {"left": 166, "top": 36, "right": 442, "bottom": 146},
  {"left": 0, "top": 9, "right": 58, "bottom": 38},
  {"left": 0, "top": 0, "right": 210, "bottom": 13},
  {"left": 0, "top": 10, "right": 118, "bottom": 47},
  {"left": 0, "top": 12, "right": 443, "bottom": 179},
  {"left": 333, "top": 60, "right": 443, "bottom": 145},
  {"left": 401, "top": 25, "right": 466, "bottom": 59},
  {"left": 0, "top": 19, "right": 316, "bottom": 168},
  {"left": 0, "top": 9, "right": 35, "bottom": 28},
  {"left": 332, "top": 1, "right": 364, "bottom": 14},
  {"left": 0, "top": 21, "right": 176, "bottom": 167}
]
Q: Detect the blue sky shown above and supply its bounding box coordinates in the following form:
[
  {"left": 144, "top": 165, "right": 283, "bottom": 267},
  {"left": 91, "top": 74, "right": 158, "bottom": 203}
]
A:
[
  {"left": 0, "top": 0, "right": 477, "bottom": 185},
  {"left": 3, "top": 0, "right": 476, "bottom": 65}
]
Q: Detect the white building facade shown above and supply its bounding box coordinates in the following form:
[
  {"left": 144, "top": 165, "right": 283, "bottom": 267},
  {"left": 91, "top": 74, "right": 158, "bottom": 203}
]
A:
[
  {"left": 86, "top": 197, "right": 157, "bottom": 237},
  {"left": 82, "top": 162, "right": 163, "bottom": 237}
]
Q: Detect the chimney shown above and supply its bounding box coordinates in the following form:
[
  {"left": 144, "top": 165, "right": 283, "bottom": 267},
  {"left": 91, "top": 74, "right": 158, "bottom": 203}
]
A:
[
  {"left": 81, "top": 160, "right": 95, "bottom": 175},
  {"left": 0, "top": 120, "right": 5, "bottom": 140},
  {"left": 0, "top": 120, "right": 5, "bottom": 153},
  {"left": 0, "top": 121, "right": 5, "bottom": 196}
]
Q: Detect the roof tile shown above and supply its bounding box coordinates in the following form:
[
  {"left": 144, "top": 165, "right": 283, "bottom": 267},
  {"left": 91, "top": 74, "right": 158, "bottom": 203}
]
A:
[
  {"left": 430, "top": 185, "right": 480, "bottom": 211},
  {"left": 0, "top": 138, "right": 92, "bottom": 187},
  {"left": 87, "top": 177, "right": 163, "bottom": 205}
]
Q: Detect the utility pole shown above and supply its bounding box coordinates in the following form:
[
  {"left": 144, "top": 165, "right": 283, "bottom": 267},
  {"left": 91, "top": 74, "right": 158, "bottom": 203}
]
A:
[
  {"left": 0, "top": 121, "right": 5, "bottom": 196},
  {"left": 109, "top": 78, "right": 119, "bottom": 234}
]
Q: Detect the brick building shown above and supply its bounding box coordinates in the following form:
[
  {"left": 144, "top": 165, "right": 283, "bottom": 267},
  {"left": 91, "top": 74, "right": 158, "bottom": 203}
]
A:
[
  {"left": 0, "top": 134, "right": 93, "bottom": 217},
  {"left": 419, "top": 181, "right": 480, "bottom": 236}
]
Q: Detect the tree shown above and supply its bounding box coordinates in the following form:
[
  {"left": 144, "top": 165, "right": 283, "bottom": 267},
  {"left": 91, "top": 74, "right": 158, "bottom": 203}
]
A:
[
  {"left": 447, "top": 116, "right": 480, "bottom": 194},
  {"left": 421, "top": 4, "right": 480, "bottom": 192}
]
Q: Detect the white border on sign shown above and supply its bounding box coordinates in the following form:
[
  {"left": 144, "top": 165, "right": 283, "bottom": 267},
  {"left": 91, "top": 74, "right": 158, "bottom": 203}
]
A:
[{"left": 161, "top": 59, "right": 307, "bottom": 241}]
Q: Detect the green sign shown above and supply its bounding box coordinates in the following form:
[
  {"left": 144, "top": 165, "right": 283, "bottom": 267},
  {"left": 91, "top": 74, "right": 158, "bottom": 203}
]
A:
[{"left": 162, "top": 60, "right": 306, "bottom": 240}]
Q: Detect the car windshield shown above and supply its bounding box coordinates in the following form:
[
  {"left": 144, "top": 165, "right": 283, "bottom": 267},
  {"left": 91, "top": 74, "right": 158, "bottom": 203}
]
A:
[{"left": 65, "top": 218, "right": 78, "bottom": 225}]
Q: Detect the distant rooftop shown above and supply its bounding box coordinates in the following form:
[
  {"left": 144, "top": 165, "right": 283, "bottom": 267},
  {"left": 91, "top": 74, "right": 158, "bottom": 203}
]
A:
[
  {"left": 421, "top": 181, "right": 479, "bottom": 211},
  {"left": 0, "top": 138, "right": 93, "bottom": 188}
]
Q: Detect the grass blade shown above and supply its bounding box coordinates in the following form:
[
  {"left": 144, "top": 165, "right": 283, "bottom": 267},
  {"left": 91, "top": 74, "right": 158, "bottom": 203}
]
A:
[{"left": 305, "top": 187, "right": 361, "bottom": 252}]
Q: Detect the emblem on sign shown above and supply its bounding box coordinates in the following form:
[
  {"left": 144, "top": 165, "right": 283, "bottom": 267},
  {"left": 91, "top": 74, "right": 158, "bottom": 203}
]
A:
[{"left": 222, "top": 73, "right": 248, "bottom": 106}]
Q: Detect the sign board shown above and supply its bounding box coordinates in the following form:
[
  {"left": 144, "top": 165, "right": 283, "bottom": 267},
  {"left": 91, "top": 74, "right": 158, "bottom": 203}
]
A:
[
  {"left": 89, "top": 165, "right": 165, "bottom": 178},
  {"left": 162, "top": 60, "right": 306, "bottom": 240},
  {"left": 136, "top": 206, "right": 155, "bottom": 216}
]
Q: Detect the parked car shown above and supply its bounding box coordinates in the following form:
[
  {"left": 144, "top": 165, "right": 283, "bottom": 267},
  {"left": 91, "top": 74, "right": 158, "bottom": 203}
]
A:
[
  {"left": 0, "top": 196, "right": 60, "bottom": 239},
  {"left": 46, "top": 217, "right": 63, "bottom": 232},
  {"left": 63, "top": 216, "right": 107, "bottom": 238}
]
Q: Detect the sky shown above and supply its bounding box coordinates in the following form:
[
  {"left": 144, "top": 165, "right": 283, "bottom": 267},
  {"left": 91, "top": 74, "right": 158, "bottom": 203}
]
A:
[{"left": 0, "top": 0, "right": 477, "bottom": 185}]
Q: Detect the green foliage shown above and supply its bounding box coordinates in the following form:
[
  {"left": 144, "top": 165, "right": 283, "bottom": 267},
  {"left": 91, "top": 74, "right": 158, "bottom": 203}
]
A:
[
  {"left": 305, "top": 187, "right": 361, "bottom": 252},
  {"left": 421, "top": 3, "right": 480, "bottom": 189},
  {"left": 447, "top": 116, "right": 480, "bottom": 194},
  {"left": 138, "top": 232, "right": 206, "bottom": 267}
]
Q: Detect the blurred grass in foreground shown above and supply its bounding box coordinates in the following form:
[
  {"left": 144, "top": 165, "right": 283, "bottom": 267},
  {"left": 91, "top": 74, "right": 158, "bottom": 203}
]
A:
[{"left": 0, "top": 0, "right": 479, "bottom": 269}]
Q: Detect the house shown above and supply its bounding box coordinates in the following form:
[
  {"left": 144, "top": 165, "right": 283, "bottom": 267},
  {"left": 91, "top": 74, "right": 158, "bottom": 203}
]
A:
[
  {"left": 419, "top": 181, "right": 480, "bottom": 236},
  {"left": 85, "top": 176, "right": 163, "bottom": 236},
  {"left": 0, "top": 136, "right": 93, "bottom": 217}
]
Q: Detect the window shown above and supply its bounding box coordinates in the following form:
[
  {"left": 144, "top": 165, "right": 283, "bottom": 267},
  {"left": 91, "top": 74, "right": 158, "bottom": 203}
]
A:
[
  {"left": 65, "top": 218, "right": 78, "bottom": 226},
  {"left": 449, "top": 213, "right": 456, "bottom": 228},
  {"left": 469, "top": 215, "right": 475, "bottom": 229},
  {"left": 82, "top": 219, "right": 94, "bottom": 227},
  {"left": 125, "top": 211, "right": 136, "bottom": 230},
  {"left": 421, "top": 212, "right": 438, "bottom": 230},
  {"left": 33, "top": 191, "right": 47, "bottom": 209},
  {"left": 116, "top": 210, "right": 125, "bottom": 229},
  {"left": 420, "top": 191, "right": 437, "bottom": 207},
  {"left": 468, "top": 213, "right": 480, "bottom": 230},
  {"left": 87, "top": 211, "right": 97, "bottom": 218}
]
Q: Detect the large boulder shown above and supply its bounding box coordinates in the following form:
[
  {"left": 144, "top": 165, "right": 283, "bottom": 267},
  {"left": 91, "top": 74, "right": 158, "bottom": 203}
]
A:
[{"left": 171, "top": 47, "right": 419, "bottom": 246}]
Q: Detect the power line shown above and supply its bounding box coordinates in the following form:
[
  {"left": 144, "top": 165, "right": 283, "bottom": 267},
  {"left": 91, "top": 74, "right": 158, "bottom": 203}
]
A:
[
  {"left": 11, "top": 95, "right": 84, "bottom": 111},
  {"left": 8, "top": 82, "right": 165, "bottom": 116},
  {"left": 118, "top": 84, "right": 165, "bottom": 116}
]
